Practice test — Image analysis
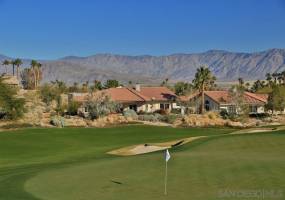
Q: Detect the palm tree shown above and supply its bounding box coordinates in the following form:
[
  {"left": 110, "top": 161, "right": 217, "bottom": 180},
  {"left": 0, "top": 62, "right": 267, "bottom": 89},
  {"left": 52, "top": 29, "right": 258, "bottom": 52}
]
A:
[
  {"left": 14, "top": 58, "right": 23, "bottom": 79},
  {"left": 36, "top": 62, "right": 42, "bottom": 87},
  {"left": 272, "top": 72, "right": 279, "bottom": 84},
  {"left": 266, "top": 73, "right": 273, "bottom": 86},
  {"left": 192, "top": 66, "right": 216, "bottom": 114},
  {"left": 2, "top": 60, "right": 10, "bottom": 74},
  {"left": 30, "top": 60, "right": 38, "bottom": 89},
  {"left": 238, "top": 77, "right": 244, "bottom": 87},
  {"left": 277, "top": 73, "right": 283, "bottom": 85},
  {"left": 11, "top": 60, "right": 16, "bottom": 76},
  {"left": 281, "top": 71, "right": 285, "bottom": 85}
]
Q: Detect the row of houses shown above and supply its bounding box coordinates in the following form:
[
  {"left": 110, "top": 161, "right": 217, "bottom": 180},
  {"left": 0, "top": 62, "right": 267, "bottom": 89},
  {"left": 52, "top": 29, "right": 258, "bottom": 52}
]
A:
[{"left": 68, "top": 84, "right": 269, "bottom": 116}]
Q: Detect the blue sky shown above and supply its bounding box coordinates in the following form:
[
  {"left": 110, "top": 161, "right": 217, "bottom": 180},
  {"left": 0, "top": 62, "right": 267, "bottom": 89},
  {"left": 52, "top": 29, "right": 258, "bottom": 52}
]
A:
[{"left": 0, "top": 0, "right": 284, "bottom": 59}]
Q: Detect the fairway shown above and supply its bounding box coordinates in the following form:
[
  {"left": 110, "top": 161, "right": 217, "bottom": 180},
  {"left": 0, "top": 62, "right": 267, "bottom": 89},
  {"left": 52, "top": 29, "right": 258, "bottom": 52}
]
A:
[{"left": 0, "top": 126, "right": 284, "bottom": 200}]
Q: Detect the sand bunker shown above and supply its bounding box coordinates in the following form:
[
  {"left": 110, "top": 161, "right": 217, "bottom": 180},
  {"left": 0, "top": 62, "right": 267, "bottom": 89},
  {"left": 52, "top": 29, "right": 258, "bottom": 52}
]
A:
[
  {"left": 108, "top": 126, "right": 285, "bottom": 156},
  {"left": 107, "top": 136, "right": 206, "bottom": 156}
]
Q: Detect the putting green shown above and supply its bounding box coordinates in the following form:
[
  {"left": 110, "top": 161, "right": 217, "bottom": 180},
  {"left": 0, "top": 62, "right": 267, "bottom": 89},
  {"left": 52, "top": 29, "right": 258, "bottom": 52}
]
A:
[
  {"left": 0, "top": 126, "right": 284, "bottom": 200},
  {"left": 25, "top": 132, "right": 285, "bottom": 200}
]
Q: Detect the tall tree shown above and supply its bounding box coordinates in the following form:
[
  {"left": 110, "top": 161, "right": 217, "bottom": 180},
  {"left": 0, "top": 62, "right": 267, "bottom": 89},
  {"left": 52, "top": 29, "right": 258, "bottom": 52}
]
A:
[
  {"left": 272, "top": 72, "right": 279, "bottom": 84},
  {"left": 266, "top": 73, "right": 273, "bottom": 87},
  {"left": 20, "top": 68, "right": 33, "bottom": 89},
  {"left": 14, "top": 58, "right": 23, "bottom": 79},
  {"left": 280, "top": 71, "right": 285, "bottom": 85},
  {"left": 238, "top": 77, "right": 244, "bottom": 87},
  {"left": 69, "top": 82, "right": 79, "bottom": 93},
  {"left": 2, "top": 60, "right": 10, "bottom": 74},
  {"left": 104, "top": 79, "right": 119, "bottom": 89},
  {"left": 174, "top": 81, "right": 193, "bottom": 96},
  {"left": 192, "top": 66, "right": 216, "bottom": 114},
  {"left": 266, "top": 85, "right": 285, "bottom": 114},
  {"left": 30, "top": 60, "right": 38, "bottom": 89},
  {"left": 160, "top": 78, "right": 169, "bottom": 87},
  {"left": 36, "top": 62, "right": 42, "bottom": 87},
  {"left": 11, "top": 60, "right": 16, "bottom": 76}
]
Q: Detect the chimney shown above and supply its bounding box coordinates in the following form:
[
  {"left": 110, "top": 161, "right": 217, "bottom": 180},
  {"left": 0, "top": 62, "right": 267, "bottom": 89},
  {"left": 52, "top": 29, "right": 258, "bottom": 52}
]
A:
[{"left": 135, "top": 84, "right": 141, "bottom": 92}]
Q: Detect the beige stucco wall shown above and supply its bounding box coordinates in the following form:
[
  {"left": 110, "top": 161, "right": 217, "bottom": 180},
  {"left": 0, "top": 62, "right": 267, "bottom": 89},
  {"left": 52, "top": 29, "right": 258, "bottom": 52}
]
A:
[
  {"left": 123, "top": 102, "right": 175, "bottom": 113},
  {"left": 195, "top": 95, "right": 266, "bottom": 114},
  {"left": 257, "top": 106, "right": 265, "bottom": 113},
  {"left": 205, "top": 96, "right": 220, "bottom": 111}
]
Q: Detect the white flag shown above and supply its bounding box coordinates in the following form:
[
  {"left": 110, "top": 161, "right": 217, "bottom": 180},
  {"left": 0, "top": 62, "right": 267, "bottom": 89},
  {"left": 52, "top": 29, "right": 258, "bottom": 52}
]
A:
[{"left": 165, "top": 149, "right": 171, "bottom": 162}]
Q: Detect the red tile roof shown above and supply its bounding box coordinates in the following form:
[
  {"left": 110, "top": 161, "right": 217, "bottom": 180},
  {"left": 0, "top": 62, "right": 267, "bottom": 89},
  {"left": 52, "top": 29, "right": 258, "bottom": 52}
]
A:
[
  {"left": 179, "top": 91, "right": 200, "bottom": 102},
  {"left": 245, "top": 92, "right": 268, "bottom": 103},
  {"left": 204, "top": 91, "right": 267, "bottom": 105},
  {"left": 104, "top": 87, "right": 177, "bottom": 103},
  {"left": 187, "top": 90, "right": 268, "bottom": 105},
  {"left": 138, "top": 87, "right": 177, "bottom": 101},
  {"left": 104, "top": 88, "right": 145, "bottom": 103}
]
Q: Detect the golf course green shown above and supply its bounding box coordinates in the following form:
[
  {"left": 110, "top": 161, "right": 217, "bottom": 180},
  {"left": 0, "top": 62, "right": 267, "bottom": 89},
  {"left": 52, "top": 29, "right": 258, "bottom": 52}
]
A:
[{"left": 0, "top": 125, "right": 284, "bottom": 200}]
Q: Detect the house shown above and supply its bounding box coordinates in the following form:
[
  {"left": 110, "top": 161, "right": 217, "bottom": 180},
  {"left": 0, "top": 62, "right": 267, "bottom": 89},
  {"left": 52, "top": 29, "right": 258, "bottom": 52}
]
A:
[
  {"left": 68, "top": 92, "right": 90, "bottom": 116},
  {"left": 68, "top": 85, "right": 179, "bottom": 116},
  {"left": 105, "top": 85, "right": 179, "bottom": 112},
  {"left": 185, "top": 90, "right": 268, "bottom": 114}
]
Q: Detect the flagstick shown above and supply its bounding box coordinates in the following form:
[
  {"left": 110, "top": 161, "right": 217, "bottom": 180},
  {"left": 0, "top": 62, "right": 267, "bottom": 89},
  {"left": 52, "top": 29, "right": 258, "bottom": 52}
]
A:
[{"left": 164, "top": 158, "right": 168, "bottom": 195}]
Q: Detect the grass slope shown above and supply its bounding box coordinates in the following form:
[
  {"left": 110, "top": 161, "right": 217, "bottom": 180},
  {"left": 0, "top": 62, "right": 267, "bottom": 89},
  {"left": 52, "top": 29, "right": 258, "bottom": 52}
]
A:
[{"left": 0, "top": 126, "right": 284, "bottom": 200}]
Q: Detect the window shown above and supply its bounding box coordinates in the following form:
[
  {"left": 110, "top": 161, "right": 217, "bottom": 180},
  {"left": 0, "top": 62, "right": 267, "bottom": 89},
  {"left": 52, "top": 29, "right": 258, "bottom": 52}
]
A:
[
  {"left": 129, "top": 105, "right": 137, "bottom": 112},
  {"left": 165, "top": 104, "right": 170, "bottom": 109},
  {"left": 160, "top": 104, "right": 170, "bottom": 110},
  {"left": 250, "top": 106, "right": 257, "bottom": 113},
  {"left": 228, "top": 106, "right": 236, "bottom": 114},
  {"left": 205, "top": 100, "right": 210, "bottom": 111},
  {"left": 84, "top": 107, "right": 88, "bottom": 112}
]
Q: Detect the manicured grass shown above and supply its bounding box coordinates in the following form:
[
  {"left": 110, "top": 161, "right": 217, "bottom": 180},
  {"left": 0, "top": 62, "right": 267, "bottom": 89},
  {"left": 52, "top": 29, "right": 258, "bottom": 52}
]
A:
[{"left": 0, "top": 126, "right": 284, "bottom": 200}]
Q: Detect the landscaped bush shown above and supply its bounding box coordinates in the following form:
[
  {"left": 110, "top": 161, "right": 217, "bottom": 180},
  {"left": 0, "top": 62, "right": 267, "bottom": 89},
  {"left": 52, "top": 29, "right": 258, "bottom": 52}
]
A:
[
  {"left": 220, "top": 109, "right": 229, "bottom": 119},
  {"left": 171, "top": 108, "right": 181, "bottom": 114},
  {"left": 207, "top": 112, "right": 219, "bottom": 120},
  {"left": 137, "top": 113, "right": 180, "bottom": 124},
  {"left": 154, "top": 109, "right": 168, "bottom": 115},
  {"left": 123, "top": 109, "right": 138, "bottom": 120},
  {"left": 137, "top": 110, "right": 146, "bottom": 115},
  {"left": 67, "top": 101, "right": 80, "bottom": 116},
  {"left": 163, "top": 114, "right": 180, "bottom": 124},
  {"left": 138, "top": 114, "right": 159, "bottom": 122},
  {"left": 154, "top": 113, "right": 166, "bottom": 121},
  {"left": 86, "top": 93, "right": 121, "bottom": 120},
  {"left": 50, "top": 116, "right": 65, "bottom": 127},
  {"left": 249, "top": 113, "right": 270, "bottom": 118}
]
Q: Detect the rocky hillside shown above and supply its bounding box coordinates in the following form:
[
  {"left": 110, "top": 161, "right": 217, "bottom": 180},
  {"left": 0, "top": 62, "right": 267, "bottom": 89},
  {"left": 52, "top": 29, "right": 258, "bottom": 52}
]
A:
[{"left": 1, "top": 48, "right": 285, "bottom": 84}]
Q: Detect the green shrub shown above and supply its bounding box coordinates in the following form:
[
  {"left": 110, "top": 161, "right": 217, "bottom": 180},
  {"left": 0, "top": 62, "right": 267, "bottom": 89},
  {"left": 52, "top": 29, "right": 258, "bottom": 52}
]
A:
[
  {"left": 138, "top": 114, "right": 159, "bottom": 122},
  {"left": 164, "top": 114, "right": 179, "bottom": 124},
  {"left": 86, "top": 93, "right": 121, "bottom": 120},
  {"left": 0, "top": 77, "right": 25, "bottom": 120},
  {"left": 220, "top": 109, "right": 229, "bottom": 119},
  {"left": 137, "top": 110, "right": 146, "bottom": 115},
  {"left": 50, "top": 116, "right": 65, "bottom": 127},
  {"left": 154, "top": 109, "right": 167, "bottom": 115},
  {"left": 171, "top": 108, "right": 181, "bottom": 114},
  {"left": 154, "top": 113, "right": 166, "bottom": 121},
  {"left": 67, "top": 101, "right": 80, "bottom": 116},
  {"left": 123, "top": 109, "right": 138, "bottom": 120}
]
